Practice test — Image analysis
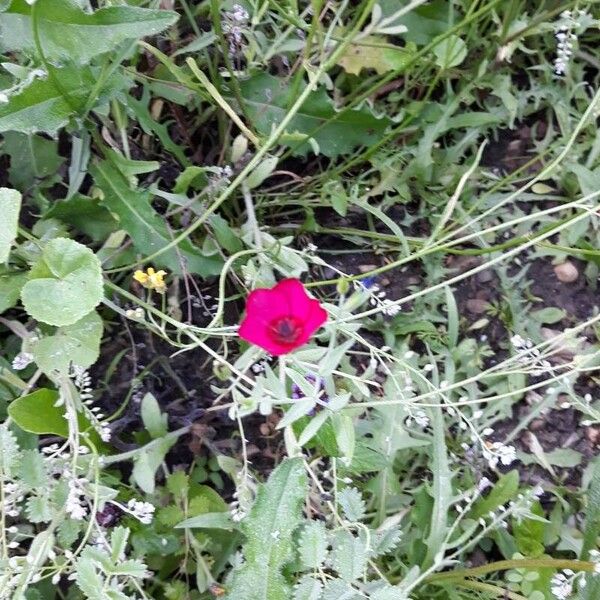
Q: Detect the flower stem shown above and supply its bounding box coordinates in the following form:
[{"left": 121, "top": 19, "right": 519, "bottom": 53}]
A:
[{"left": 425, "top": 558, "right": 596, "bottom": 583}]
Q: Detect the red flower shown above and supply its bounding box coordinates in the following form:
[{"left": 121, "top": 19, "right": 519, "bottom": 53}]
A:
[{"left": 239, "top": 279, "right": 327, "bottom": 356}]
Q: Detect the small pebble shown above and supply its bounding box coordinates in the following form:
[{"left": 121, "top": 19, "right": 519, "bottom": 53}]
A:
[
  {"left": 554, "top": 260, "right": 578, "bottom": 283},
  {"left": 466, "top": 299, "right": 489, "bottom": 314}
]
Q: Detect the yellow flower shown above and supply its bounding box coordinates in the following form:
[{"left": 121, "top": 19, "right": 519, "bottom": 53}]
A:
[{"left": 133, "top": 267, "right": 168, "bottom": 293}]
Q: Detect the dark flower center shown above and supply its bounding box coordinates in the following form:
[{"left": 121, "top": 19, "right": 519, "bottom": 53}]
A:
[{"left": 268, "top": 316, "right": 304, "bottom": 345}]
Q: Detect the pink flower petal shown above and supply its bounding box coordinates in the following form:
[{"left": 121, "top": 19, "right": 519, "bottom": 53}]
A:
[
  {"left": 303, "top": 301, "right": 328, "bottom": 335},
  {"left": 238, "top": 278, "right": 328, "bottom": 355},
  {"left": 275, "top": 278, "right": 314, "bottom": 319}
]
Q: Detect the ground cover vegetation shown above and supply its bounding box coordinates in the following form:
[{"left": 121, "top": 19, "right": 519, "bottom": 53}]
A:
[{"left": 1, "top": 1, "right": 600, "bottom": 599}]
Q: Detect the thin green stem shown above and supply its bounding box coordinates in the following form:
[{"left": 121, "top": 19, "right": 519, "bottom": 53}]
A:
[{"left": 426, "top": 558, "right": 596, "bottom": 582}]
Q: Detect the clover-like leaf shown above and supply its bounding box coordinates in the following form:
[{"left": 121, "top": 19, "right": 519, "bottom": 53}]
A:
[{"left": 21, "top": 237, "right": 103, "bottom": 326}]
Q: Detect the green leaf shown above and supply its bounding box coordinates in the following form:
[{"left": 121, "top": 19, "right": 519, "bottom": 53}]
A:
[
  {"left": 19, "top": 449, "right": 47, "bottom": 489},
  {"left": 92, "top": 160, "right": 222, "bottom": 276},
  {"left": 581, "top": 460, "right": 600, "bottom": 560},
  {"left": 294, "top": 575, "right": 323, "bottom": 600},
  {"left": 424, "top": 406, "right": 452, "bottom": 567},
  {"left": 26, "top": 494, "right": 53, "bottom": 523},
  {"left": 0, "top": 66, "right": 127, "bottom": 135},
  {"left": 339, "top": 36, "right": 416, "bottom": 75},
  {"left": 332, "top": 413, "right": 355, "bottom": 462},
  {"left": 9, "top": 388, "right": 66, "bottom": 435},
  {"left": 140, "top": 392, "right": 168, "bottom": 439},
  {"left": 2, "top": 132, "right": 64, "bottom": 191},
  {"left": 132, "top": 437, "right": 177, "bottom": 494},
  {"left": 322, "top": 579, "right": 359, "bottom": 600},
  {"left": 531, "top": 307, "right": 566, "bottom": 324},
  {"left": 21, "top": 237, "right": 104, "bottom": 327},
  {"left": 298, "top": 521, "right": 328, "bottom": 569},
  {"left": 238, "top": 72, "right": 391, "bottom": 158},
  {"left": 8, "top": 388, "right": 95, "bottom": 439},
  {"left": 45, "top": 195, "right": 118, "bottom": 242},
  {"left": 471, "top": 470, "right": 519, "bottom": 519},
  {"left": 76, "top": 556, "right": 104, "bottom": 600},
  {"left": 372, "top": 527, "right": 402, "bottom": 555},
  {"left": 0, "top": 187, "right": 21, "bottom": 263},
  {"left": 246, "top": 156, "right": 278, "bottom": 189},
  {"left": 31, "top": 310, "right": 103, "bottom": 375},
  {"left": 331, "top": 530, "right": 367, "bottom": 582},
  {"left": 0, "top": 270, "right": 27, "bottom": 313},
  {"left": 224, "top": 458, "right": 307, "bottom": 600},
  {"left": 433, "top": 35, "right": 468, "bottom": 68},
  {"left": 110, "top": 527, "right": 130, "bottom": 564},
  {"left": 337, "top": 487, "right": 366, "bottom": 522},
  {"left": 0, "top": 0, "right": 178, "bottom": 65},
  {"left": 175, "top": 512, "right": 236, "bottom": 530}
]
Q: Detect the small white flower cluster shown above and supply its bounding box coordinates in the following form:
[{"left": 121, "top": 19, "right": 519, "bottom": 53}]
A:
[
  {"left": 126, "top": 499, "right": 155, "bottom": 524},
  {"left": 71, "top": 366, "right": 112, "bottom": 442},
  {"left": 510, "top": 334, "right": 553, "bottom": 375},
  {"left": 66, "top": 478, "right": 88, "bottom": 520},
  {"left": 230, "top": 470, "right": 255, "bottom": 522},
  {"left": 551, "top": 571, "right": 574, "bottom": 599},
  {"left": 3, "top": 482, "right": 23, "bottom": 518},
  {"left": 406, "top": 409, "right": 429, "bottom": 429},
  {"left": 11, "top": 352, "right": 34, "bottom": 371},
  {"left": 553, "top": 9, "right": 590, "bottom": 75},
  {"left": 353, "top": 279, "right": 401, "bottom": 317},
  {"left": 482, "top": 441, "right": 517, "bottom": 469},
  {"left": 125, "top": 307, "right": 145, "bottom": 321}
]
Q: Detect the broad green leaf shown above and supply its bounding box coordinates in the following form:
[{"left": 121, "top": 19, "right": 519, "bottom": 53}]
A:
[
  {"left": 140, "top": 392, "right": 168, "bottom": 439},
  {"left": 46, "top": 195, "right": 118, "bottom": 242},
  {"left": 388, "top": 0, "right": 449, "bottom": 45},
  {"left": 531, "top": 307, "right": 566, "bottom": 324},
  {"left": 9, "top": 388, "right": 68, "bottom": 436},
  {"left": 0, "top": 0, "right": 178, "bottom": 65},
  {"left": 9, "top": 388, "right": 101, "bottom": 446},
  {"left": 132, "top": 437, "right": 177, "bottom": 494},
  {"left": 238, "top": 72, "right": 391, "bottom": 158},
  {"left": 332, "top": 413, "right": 355, "bottom": 462},
  {"left": 0, "top": 270, "right": 27, "bottom": 313},
  {"left": 21, "top": 237, "right": 104, "bottom": 327},
  {"left": 2, "top": 132, "right": 64, "bottom": 191},
  {"left": 471, "top": 470, "right": 519, "bottom": 519},
  {"left": 175, "top": 512, "right": 236, "bottom": 530},
  {"left": 225, "top": 458, "right": 307, "bottom": 600},
  {"left": 433, "top": 35, "right": 468, "bottom": 68},
  {"left": 0, "top": 187, "right": 21, "bottom": 263},
  {"left": 92, "top": 160, "right": 222, "bottom": 276},
  {"left": 31, "top": 310, "right": 103, "bottom": 375},
  {"left": 0, "top": 66, "right": 128, "bottom": 135},
  {"left": 245, "top": 156, "right": 278, "bottom": 189},
  {"left": 339, "top": 36, "right": 416, "bottom": 75}
]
